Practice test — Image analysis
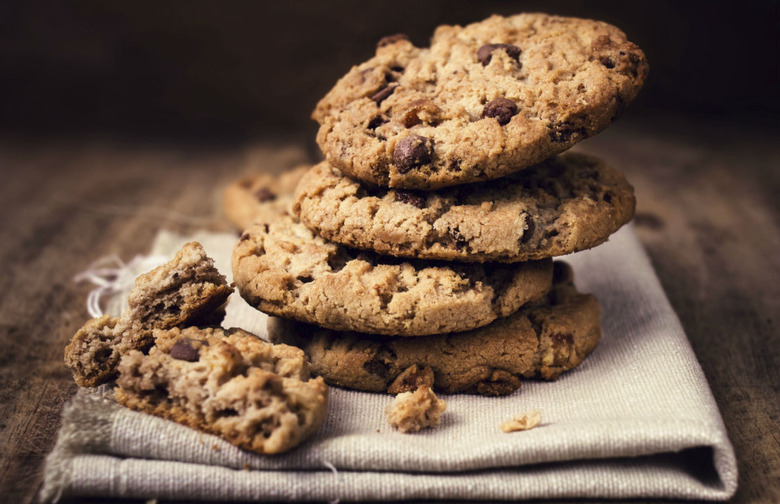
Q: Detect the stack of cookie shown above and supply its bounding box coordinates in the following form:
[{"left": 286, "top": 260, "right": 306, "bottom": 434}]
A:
[{"left": 229, "top": 13, "right": 647, "bottom": 396}]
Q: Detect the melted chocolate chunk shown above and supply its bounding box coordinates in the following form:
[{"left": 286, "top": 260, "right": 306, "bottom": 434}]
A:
[
  {"left": 371, "top": 84, "right": 397, "bottom": 104},
  {"left": 367, "top": 115, "right": 388, "bottom": 131},
  {"left": 363, "top": 358, "right": 389, "bottom": 378},
  {"left": 393, "top": 135, "right": 432, "bottom": 174},
  {"left": 169, "top": 338, "right": 200, "bottom": 362},
  {"left": 395, "top": 190, "right": 426, "bottom": 208},
  {"left": 477, "top": 43, "right": 521, "bottom": 66},
  {"left": 482, "top": 98, "right": 518, "bottom": 125}
]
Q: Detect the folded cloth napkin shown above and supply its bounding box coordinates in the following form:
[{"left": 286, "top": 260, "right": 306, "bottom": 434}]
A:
[{"left": 41, "top": 225, "right": 738, "bottom": 502}]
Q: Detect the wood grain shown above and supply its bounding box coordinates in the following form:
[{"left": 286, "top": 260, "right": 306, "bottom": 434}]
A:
[{"left": 1, "top": 113, "right": 778, "bottom": 503}]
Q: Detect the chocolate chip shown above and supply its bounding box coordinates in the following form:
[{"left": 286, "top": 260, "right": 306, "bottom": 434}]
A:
[
  {"left": 477, "top": 43, "right": 521, "bottom": 66},
  {"left": 445, "top": 229, "right": 468, "bottom": 251},
  {"left": 239, "top": 232, "right": 250, "bottom": 241},
  {"left": 482, "top": 98, "right": 518, "bottom": 125},
  {"left": 377, "top": 33, "right": 409, "bottom": 48},
  {"left": 367, "top": 115, "right": 388, "bottom": 130},
  {"left": 371, "top": 84, "right": 397, "bottom": 104},
  {"left": 393, "top": 135, "right": 432, "bottom": 174},
  {"left": 395, "top": 190, "right": 426, "bottom": 208},
  {"left": 600, "top": 57, "right": 615, "bottom": 69},
  {"left": 551, "top": 332, "right": 574, "bottom": 346},
  {"left": 169, "top": 338, "right": 200, "bottom": 362},
  {"left": 363, "top": 358, "right": 389, "bottom": 378},
  {"left": 254, "top": 187, "right": 276, "bottom": 202}
]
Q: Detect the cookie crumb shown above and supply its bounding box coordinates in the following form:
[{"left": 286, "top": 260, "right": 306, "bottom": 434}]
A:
[
  {"left": 243, "top": 463, "right": 251, "bottom": 471},
  {"left": 385, "top": 385, "right": 446, "bottom": 433},
  {"left": 500, "top": 409, "right": 542, "bottom": 432}
]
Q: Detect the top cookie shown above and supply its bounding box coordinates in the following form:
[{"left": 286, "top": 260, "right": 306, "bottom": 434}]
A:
[{"left": 313, "top": 13, "right": 648, "bottom": 190}]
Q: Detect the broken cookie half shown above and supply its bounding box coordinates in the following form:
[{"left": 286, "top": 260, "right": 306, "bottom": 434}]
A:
[
  {"left": 65, "top": 241, "right": 329, "bottom": 454},
  {"left": 65, "top": 241, "right": 234, "bottom": 387},
  {"left": 116, "top": 326, "right": 328, "bottom": 454}
]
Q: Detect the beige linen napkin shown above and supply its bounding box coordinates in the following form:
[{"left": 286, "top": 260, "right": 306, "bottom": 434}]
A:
[{"left": 41, "top": 225, "right": 738, "bottom": 502}]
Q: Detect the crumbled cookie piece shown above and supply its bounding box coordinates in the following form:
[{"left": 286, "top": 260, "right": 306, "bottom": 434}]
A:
[
  {"left": 65, "top": 242, "right": 233, "bottom": 387},
  {"left": 385, "top": 385, "right": 446, "bottom": 433},
  {"left": 500, "top": 409, "right": 542, "bottom": 432},
  {"left": 115, "top": 326, "right": 329, "bottom": 454}
]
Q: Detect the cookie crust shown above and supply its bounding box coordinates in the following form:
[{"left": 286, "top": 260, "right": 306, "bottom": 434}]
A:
[
  {"left": 313, "top": 13, "right": 648, "bottom": 189},
  {"left": 268, "top": 262, "right": 600, "bottom": 396},
  {"left": 294, "top": 152, "right": 635, "bottom": 262},
  {"left": 232, "top": 214, "right": 552, "bottom": 336}
]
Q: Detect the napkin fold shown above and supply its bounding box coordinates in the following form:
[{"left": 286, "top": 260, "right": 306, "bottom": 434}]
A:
[{"left": 41, "top": 225, "right": 738, "bottom": 502}]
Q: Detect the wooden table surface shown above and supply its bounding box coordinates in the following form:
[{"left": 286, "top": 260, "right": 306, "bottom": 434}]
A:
[{"left": 1, "top": 112, "right": 778, "bottom": 503}]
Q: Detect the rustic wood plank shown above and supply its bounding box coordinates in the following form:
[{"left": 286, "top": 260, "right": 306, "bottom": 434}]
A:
[{"left": 581, "top": 114, "right": 780, "bottom": 503}]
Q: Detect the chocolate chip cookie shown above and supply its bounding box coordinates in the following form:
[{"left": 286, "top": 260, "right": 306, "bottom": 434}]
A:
[
  {"left": 232, "top": 214, "right": 552, "bottom": 336},
  {"left": 313, "top": 13, "right": 648, "bottom": 189},
  {"left": 115, "top": 326, "right": 329, "bottom": 454},
  {"left": 294, "top": 152, "right": 635, "bottom": 262},
  {"left": 223, "top": 165, "right": 310, "bottom": 232},
  {"left": 268, "top": 261, "right": 600, "bottom": 396}
]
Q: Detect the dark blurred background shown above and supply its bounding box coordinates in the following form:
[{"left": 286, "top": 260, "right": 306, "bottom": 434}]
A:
[{"left": 1, "top": 0, "right": 777, "bottom": 141}]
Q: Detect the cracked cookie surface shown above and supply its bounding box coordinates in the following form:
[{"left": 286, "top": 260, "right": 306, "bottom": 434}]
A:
[
  {"left": 232, "top": 214, "right": 552, "bottom": 336},
  {"left": 268, "top": 262, "right": 600, "bottom": 396},
  {"left": 223, "top": 165, "right": 310, "bottom": 232},
  {"left": 294, "top": 152, "right": 635, "bottom": 262},
  {"left": 313, "top": 13, "right": 647, "bottom": 189},
  {"left": 115, "top": 326, "right": 329, "bottom": 454}
]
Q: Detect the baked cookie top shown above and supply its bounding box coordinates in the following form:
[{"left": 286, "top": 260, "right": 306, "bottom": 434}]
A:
[
  {"left": 223, "top": 165, "right": 309, "bottom": 232},
  {"left": 268, "top": 261, "right": 600, "bottom": 396},
  {"left": 313, "top": 13, "right": 648, "bottom": 190},
  {"left": 294, "top": 152, "right": 635, "bottom": 262},
  {"left": 232, "top": 214, "right": 552, "bottom": 336}
]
